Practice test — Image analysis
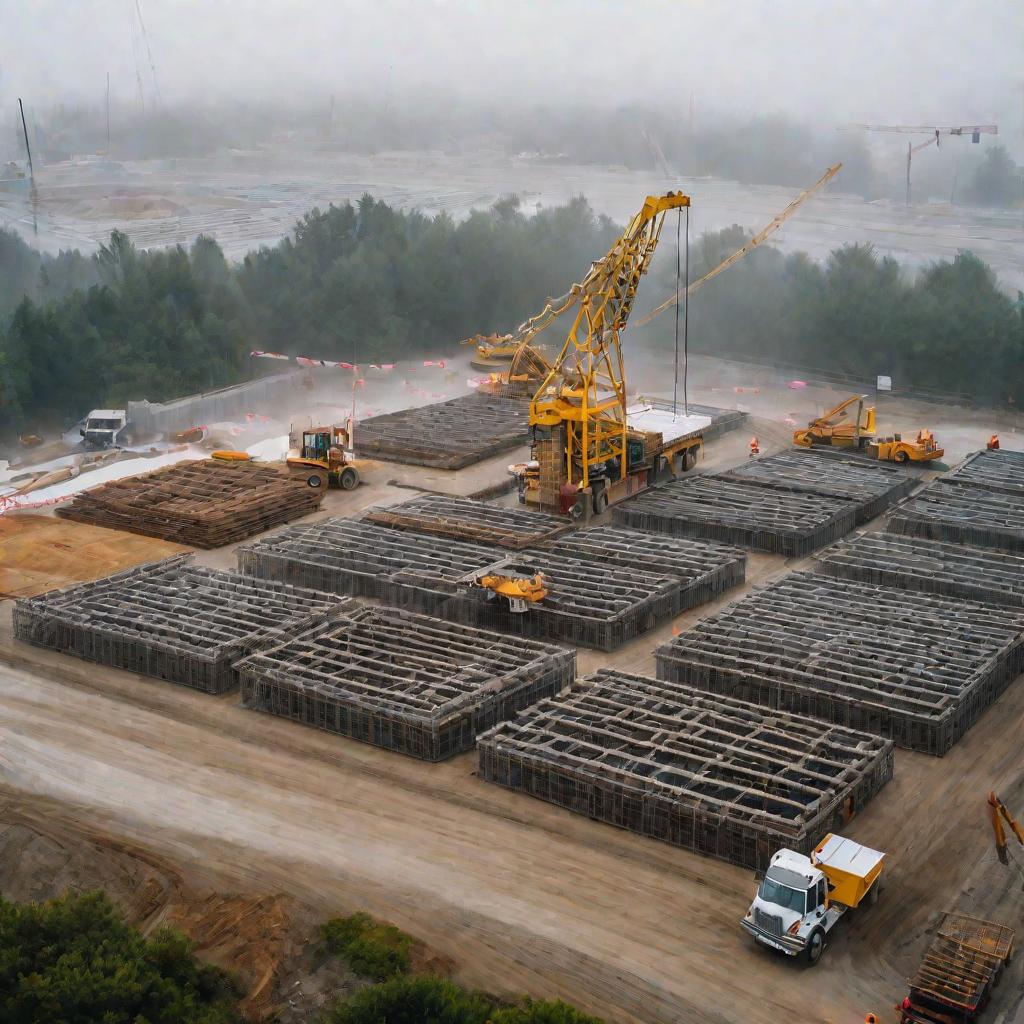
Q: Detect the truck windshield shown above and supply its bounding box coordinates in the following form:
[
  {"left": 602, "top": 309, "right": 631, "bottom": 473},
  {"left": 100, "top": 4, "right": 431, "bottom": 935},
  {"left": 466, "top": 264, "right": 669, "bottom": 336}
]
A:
[
  {"left": 87, "top": 419, "right": 121, "bottom": 430},
  {"left": 758, "top": 878, "right": 806, "bottom": 914}
]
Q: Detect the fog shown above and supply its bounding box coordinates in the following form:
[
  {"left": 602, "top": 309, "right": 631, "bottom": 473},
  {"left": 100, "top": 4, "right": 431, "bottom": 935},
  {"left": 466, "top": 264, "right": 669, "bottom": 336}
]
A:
[{"left": 2, "top": 0, "right": 1021, "bottom": 138}]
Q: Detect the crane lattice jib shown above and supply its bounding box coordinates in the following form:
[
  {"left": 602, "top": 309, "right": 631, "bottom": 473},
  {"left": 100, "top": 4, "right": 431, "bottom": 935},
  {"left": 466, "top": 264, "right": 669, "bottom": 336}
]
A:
[{"left": 529, "top": 192, "right": 690, "bottom": 489}]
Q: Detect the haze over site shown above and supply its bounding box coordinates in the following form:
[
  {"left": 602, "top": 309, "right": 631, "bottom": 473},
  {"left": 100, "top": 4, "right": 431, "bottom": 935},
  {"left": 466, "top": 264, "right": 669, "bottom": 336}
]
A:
[{"left": 1, "top": 0, "right": 1021, "bottom": 141}]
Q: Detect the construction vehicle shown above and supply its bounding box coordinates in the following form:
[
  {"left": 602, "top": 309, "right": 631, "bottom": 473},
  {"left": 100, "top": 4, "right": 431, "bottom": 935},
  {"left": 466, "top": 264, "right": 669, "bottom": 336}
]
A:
[
  {"left": 899, "top": 913, "right": 1014, "bottom": 1023},
  {"left": 794, "top": 395, "right": 944, "bottom": 463},
  {"left": 490, "top": 192, "right": 705, "bottom": 519},
  {"left": 81, "top": 409, "right": 128, "bottom": 448},
  {"left": 287, "top": 424, "right": 362, "bottom": 489},
  {"left": 742, "top": 833, "right": 884, "bottom": 965},
  {"left": 988, "top": 791, "right": 1024, "bottom": 866},
  {"left": 473, "top": 571, "right": 548, "bottom": 613}
]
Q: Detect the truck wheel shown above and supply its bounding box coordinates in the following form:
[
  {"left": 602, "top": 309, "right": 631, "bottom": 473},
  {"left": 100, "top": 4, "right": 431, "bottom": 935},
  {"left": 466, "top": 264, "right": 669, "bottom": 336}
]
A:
[
  {"left": 569, "top": 500, "right": 586, "bottom": 521},
  {"left": 306, "top": 473, "right": 324, "bottom": 488},
  {"left": 593, "top": 484, "right": 609, "bottom": 515},
  {"left": 340, "top": 467, "right": 359, "bottom": 490},
  {"left": 894, "top": 450, "right": 909, "bottom": 463},
  {"left": 805, "top": 928, "right": 825, "bottom": 966}
]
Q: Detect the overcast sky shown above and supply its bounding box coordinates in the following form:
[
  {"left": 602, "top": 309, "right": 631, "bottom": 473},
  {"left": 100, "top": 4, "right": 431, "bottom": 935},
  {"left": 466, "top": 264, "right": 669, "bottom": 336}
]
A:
[{"left": 1, "top": 0, "right": 1021, "bottom": 133}]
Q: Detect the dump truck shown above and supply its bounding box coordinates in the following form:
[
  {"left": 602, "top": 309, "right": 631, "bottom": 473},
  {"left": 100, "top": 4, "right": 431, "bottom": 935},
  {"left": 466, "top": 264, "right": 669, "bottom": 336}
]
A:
[
  {"left": 741, "top": 833, "right": 884, "bottom": 965},
  {"left": 899, "top": 913, "right": 1014, "bottom": 1023}
]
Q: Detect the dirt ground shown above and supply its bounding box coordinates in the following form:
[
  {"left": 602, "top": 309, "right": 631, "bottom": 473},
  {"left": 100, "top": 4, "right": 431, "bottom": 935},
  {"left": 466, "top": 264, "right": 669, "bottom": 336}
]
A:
[
  {"left": 0, "top": 514, "right": 189, "bottom": 598},
  {"left": 2, "top": 379, "right": 1024, "bottom": 1023}
]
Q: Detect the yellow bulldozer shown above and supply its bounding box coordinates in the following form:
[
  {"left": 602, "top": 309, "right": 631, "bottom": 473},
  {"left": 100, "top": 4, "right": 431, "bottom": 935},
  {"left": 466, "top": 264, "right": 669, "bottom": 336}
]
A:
[{"left": 794, "top": 395, "right": 943, "bottom": 464}]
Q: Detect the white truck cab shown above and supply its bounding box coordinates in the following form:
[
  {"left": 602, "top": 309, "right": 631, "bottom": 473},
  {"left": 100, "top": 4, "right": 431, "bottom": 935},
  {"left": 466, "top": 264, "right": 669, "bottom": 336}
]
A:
[
  {"left": 742, "top": 834, "right": 884, "bottom": 965},
  {"left": 81, "top": 409, "right": 128, "bottom": 448}
]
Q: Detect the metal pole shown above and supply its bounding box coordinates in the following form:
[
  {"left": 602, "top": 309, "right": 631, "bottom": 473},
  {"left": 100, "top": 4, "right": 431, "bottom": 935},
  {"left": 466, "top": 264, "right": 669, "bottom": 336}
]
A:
[
  {"left": 672, "top": 210, "right": 681, "bottom": 413},
  {"left": 18, "top": 99, "right": 34, "bottom": 180},
  {"left": 106, "top": 72, "right": 111, "bottom": 153},
  {"left": 683, "top": 204, "right": 690, "bottom": 416}
]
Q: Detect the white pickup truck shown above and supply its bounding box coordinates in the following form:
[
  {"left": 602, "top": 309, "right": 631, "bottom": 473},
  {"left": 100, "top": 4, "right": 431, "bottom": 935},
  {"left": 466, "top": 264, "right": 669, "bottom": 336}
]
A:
[
  {"left": 81, "top": 409, "right": 128, "bottom": 448},
  {"left": 741, "top": 833, "right": 884, "bottom": 965}
]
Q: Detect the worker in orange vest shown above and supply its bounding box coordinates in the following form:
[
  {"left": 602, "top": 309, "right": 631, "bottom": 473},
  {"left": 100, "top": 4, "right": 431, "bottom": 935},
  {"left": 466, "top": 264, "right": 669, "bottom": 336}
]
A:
[
  {"left": 987, "top": 434, "right": 1000, "bottom": 450},
  {"left": 749, "top": 436, "right": 760, "bottom": 457}
]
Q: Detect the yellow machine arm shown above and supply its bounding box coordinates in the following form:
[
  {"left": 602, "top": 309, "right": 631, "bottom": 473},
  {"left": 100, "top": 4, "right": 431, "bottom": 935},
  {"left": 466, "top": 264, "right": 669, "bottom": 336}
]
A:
[
  {"left": 989, "top": 791, "right": 1024, "bottom": 866},
  {"left": 526, "top": 192, "right": 691, "bottom": 489},
  {"left": 476, "top": 572, "right": 548, "bottom": 613},
  {"left": 634, "top": 163, "right": 842, "bottom": 328},
  {"left": 810, "top": 394, "right": 872, "bottom": 430}
]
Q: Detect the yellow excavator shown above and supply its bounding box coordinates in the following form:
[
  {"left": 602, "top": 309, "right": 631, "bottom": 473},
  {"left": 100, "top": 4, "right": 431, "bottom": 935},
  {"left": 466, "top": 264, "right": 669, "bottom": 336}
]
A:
[
  {"left": 474, "top": 572, "right": 548, "bottom": 613},
  {"left": 794, "top": 395, "right": 943, "bottom": 464},
  {"left": 989, "top": 791, "right": 1024, "bottom": 866}
]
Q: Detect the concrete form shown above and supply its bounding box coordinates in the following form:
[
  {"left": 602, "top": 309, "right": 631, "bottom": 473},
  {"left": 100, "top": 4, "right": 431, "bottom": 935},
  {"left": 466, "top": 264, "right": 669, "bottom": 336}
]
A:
[
  {"left": 656, "top": 572, "right": 1024, "bottom": 756},
  {"left": 817, "top": 532, "right": 1024, "bottom": 608},
  {"left": 354, "top": 392, "right": 530, "bottom": 469},
  {"left": 888, "top": 479, "right": 1024, "bottom": 552},
  {"left": 541, "top": 525, "right": 746, "bottom": 613},
  {"left": 13, "top": 555, "right": 343, "bottom": 693},
  {"left": 57, "top": 459, "right": 323, "bottom": 548},
  {"left": 612, "top": 475, "right": 857, "bottom": 557},
  {"left": 477, "top": 668, "right": 894, "bottom": 870},
  {"left": 362, "top": 495, "right": 570, "bottom": 549},
  {"left": 632, "top": 397, "right": 749, "bottom": 444},
  {"left": 237, "top": 517, "right": 697, "bottom": 650},
  {"left": 237, "top": 606, "right": 575, "bottom": 761},
  {"left": 719, "top": 448, "right": 917, "bottom": 524}
]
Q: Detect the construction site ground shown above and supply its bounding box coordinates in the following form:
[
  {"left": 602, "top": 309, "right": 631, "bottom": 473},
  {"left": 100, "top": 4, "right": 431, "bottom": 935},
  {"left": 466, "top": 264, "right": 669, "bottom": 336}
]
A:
[{"left": 2, "top": 379, "right": 1024, "bottom": 1023}]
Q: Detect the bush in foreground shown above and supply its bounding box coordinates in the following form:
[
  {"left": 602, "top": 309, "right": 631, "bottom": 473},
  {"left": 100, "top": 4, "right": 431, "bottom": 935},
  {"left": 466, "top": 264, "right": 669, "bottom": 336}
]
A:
[
  {"left": 319, "top": 911, "right": 414, "bottom": 981},
  {"left": 323, "top": 974, "right": 492, "bottom": 1024},
  {"left": 0, "top": 889, "right": 241, "bottom": 1024}
]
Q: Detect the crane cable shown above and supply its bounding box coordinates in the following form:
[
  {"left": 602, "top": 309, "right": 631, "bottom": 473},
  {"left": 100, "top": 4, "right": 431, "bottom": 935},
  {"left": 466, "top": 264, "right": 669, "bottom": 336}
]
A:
[
  {"left": 672, "top": 205, "right": 691, "bottom": 415},
  {"left": 637, "top": 162, "right": 842, "bottom": 329}
]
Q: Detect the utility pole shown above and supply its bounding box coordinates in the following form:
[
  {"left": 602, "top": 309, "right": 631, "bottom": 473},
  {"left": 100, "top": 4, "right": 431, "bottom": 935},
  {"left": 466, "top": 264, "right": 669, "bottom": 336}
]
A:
[
  {"left": 852, "top": 123, "right": 998, "bottom": 206},
  {"left": 18, "top": 98, "right": 37, "bottom": 235}
]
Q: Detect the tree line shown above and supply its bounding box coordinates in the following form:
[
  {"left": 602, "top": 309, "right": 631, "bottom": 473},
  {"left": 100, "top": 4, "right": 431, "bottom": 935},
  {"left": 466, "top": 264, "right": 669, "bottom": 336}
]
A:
[{"left": 1, "top": 194, "right": 1022, "bottom": 435}]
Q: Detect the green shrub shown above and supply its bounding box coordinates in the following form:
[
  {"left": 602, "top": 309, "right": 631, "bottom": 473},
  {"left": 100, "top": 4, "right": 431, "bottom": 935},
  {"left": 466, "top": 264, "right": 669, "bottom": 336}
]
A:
[
  {"left": 323, "top": 974, "right": 492, "bottom": 1024},
  {"left": 492, "top": 998, "right": 606, "bottom": 1024},
  {"left": 0, "top": 889, "right": 241, "bottom": 1023},
  {"left": 319, "top": 911, "right": 413, "bottom": 981}
]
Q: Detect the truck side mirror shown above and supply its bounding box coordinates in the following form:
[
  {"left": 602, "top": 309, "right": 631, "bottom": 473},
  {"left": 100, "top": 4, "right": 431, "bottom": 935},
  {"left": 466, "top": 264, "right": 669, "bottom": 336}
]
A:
[{"left": 80, "top": 428, "right": 85, "bottom": 437}]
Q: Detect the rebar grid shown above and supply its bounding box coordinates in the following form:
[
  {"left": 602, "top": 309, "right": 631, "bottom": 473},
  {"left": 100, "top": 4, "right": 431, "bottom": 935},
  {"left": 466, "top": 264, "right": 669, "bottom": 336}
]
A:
[
  {"left": 56, "top": 458, "right": 323, "bottom": 548},
  {"left": 719, "top": 448, "right": 918, "bottom": 523},
  {"left": 237, "top": 517, "right": 681, "bottom": 650},
  {"left": 13, "top": 555, "right": 345, "bottom": 693},
  {"left": 362, "top": 495, "right": 570, "bottom": 549},
  {"left": 612, "top": 475, "right": 858, "bottom": 556},
  {"left": 655, "top": 572, "right": 1024, "bottom": 755},
  {"left": 948, "top": 448, "right": 1024, "bottom": 496},
  {"left": 237, "top": 606, "right": 575, "bottom": 760},
  {"left": 478, "top": 668, "right": 894, "bottom": 870},
  {"left": 888, "top": 479, "right": 1024, "bottom": 552},
  {"left": 541, "top": 525, "right": 746, "bottom": 613},
  {"left": 817, "top": 531, "right": 1024, "bottom": 608},
  {"left": 354, "top": 392, "right": 531, "bottom": 469}
]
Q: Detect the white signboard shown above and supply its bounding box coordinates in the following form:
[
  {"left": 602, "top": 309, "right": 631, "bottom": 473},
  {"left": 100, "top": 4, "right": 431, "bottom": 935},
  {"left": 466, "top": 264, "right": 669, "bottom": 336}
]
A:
[{"left": 876, "top": 375, "right": 892, "bottom": 392}]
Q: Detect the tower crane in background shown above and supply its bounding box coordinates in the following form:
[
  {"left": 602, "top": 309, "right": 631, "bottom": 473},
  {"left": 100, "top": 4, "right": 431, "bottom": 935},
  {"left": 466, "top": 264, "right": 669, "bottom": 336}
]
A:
[{"left": 850, "top": 123, "right": 998, "bottom": 206}]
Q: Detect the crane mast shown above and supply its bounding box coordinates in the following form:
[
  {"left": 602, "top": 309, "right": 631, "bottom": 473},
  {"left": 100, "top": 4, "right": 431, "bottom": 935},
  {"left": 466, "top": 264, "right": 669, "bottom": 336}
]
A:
[{"left": 530, "top": 192, "right": 690, "bottom": 491}]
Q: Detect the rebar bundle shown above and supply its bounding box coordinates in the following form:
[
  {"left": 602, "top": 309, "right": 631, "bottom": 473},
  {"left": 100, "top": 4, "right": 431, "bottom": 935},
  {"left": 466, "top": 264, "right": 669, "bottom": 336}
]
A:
[
  {"left": 354, "top": 392, "right": 531, "bottom": 469},
  {"left": 362, "top": 495, "right": 570, "bottom": 549},
  {"left": 56, "top": 459, "right": 323, "bottom": 548},
  {"left": 238, "top": 605, "right": 575, "bottom": 760},
  {"left": 13, "top": 555, "right": 345, "bottom": 693},
  {"left": 816, "top": 531, "right": 1024, "bottom": 608},
  {"left": 888, "top": 479, "right": 1024, "bottom": 552},
  {"left": 612, "top": 475, "right": 857, "bottom": 556},
  {"left": 719, "top": 448, "right": 918, "bottom": 523},
  {"left": 478, "top": 668, "right": 894, "bottom": 870},
  {"left": 655, "top": 572, "right": 1024, "bottom": 755}
]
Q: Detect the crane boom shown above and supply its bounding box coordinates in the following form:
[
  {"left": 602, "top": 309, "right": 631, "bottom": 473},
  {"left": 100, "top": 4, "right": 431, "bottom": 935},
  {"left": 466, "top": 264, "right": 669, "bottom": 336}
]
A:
[
  {"left": 635, "top": 163, "right": 841, "bottom": 328},
  {"left": 530, "top": 191, "right": 690, "bottom": 489}
]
